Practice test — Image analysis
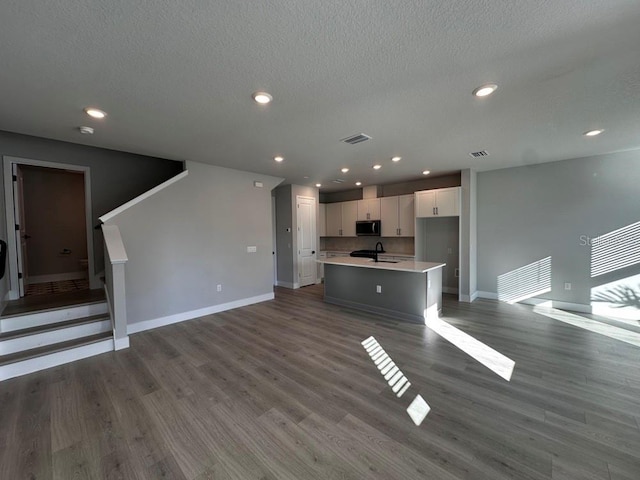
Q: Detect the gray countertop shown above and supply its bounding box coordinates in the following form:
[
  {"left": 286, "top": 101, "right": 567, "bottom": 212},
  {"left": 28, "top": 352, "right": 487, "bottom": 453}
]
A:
[{"left": 317, "top": 256, "right": 445, "bottom": 273}]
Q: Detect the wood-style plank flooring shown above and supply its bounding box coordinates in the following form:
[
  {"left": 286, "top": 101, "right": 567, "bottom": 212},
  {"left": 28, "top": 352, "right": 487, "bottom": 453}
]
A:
[{"left": 1, "top": 284, "right": 639, "bottom": 479}]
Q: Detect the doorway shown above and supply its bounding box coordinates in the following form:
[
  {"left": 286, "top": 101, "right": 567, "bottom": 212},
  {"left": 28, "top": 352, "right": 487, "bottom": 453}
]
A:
[
  {"left": 296, "top": 195, "right": 317, "bottom": 287},
  {"left": 3, "top": 156, "right": 96, "bottom": 300}
]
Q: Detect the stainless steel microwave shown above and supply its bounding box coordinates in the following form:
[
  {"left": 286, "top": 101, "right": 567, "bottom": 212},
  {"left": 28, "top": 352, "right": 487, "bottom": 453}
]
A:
[{"left": 356, "top": 220, "right": 381, "bottom": 236}]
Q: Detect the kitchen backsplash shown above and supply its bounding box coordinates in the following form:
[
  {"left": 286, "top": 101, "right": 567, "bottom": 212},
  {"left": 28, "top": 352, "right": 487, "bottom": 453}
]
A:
[{"left": 320, "top": 236, "right": 414, "bottom": 255}]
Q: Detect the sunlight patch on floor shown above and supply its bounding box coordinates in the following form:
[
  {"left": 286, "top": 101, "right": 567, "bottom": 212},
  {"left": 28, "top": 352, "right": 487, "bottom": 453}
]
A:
[
  {"left": 533, "top": 302, "right": 640, "bottom": 348},
  {"left": 424, "top": 308, "right": 515, "bottom": 381},
  {"left": 362, "top": 336, "right": 428, "bottom": 425}
]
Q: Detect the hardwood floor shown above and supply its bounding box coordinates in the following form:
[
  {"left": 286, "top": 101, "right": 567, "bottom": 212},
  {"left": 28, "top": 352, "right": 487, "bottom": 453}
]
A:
[{"left": 1, "top": 284, "right": 639, "bottom": 479}]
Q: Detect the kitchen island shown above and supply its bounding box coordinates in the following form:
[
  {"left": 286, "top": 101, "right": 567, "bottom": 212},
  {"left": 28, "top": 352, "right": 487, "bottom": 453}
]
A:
[{"left": 317, "top": 256, "right": 446, "bottom": 323}]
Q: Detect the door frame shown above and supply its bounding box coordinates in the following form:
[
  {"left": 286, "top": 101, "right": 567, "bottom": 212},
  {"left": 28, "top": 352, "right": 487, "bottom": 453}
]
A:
[
  {"left": 296, "top": 195, "right": 317, "bottom": 288},
  {"left": 3, "top": 156, "right": 97, "bottom": 300}
]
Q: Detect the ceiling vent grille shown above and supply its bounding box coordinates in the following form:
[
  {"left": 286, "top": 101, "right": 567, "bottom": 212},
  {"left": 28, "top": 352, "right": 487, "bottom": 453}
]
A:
[
  {"left": 341, "top": 133, "right": 372, "bottom": 145},
  {"left": 332, "top": 179, "right": 345, "bottom": 184},
  {"left": 469, "top": 150, "right": 489, "bottom": 158}
]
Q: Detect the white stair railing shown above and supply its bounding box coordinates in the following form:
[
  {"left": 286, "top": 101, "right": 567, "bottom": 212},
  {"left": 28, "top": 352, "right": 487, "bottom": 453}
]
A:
[{"left": 102, "top": 224, "right": 129, "bottom": 350}]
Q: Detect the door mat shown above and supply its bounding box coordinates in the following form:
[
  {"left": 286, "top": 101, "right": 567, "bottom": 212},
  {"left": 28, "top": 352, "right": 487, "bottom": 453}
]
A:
[{"left": 25, "top": 279, "right": 90, "bottom": 297}]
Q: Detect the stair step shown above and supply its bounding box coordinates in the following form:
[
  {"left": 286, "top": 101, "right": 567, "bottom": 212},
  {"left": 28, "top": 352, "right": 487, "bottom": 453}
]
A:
[
  {"left": 0, "top": 332, "right": 114, "bottom": 381},
  {"left": 0, "top": 314, "right": 111, "bottom": 356},
  {"left": 0, "top": 301, "right": 108, "bottom": 333}
]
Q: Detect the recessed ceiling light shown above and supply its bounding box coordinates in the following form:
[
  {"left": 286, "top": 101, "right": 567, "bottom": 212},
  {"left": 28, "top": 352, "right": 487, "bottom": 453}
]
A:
[
  {"left": 355, "top": 181, "right": 362, "bottom": 186},
  {"left": 391, "top": 156, "right": 401, "bottom": 162},
  {"left": 84, "top": 107, "right": 106, "bottom": 119},
  {"left": 472, "top": 84, "right": 498, "bottom": 97},
  {"left": 341, "top": 167, "right": 349, "bottom": 173},
  {"left": 274, "top": 156, "right": 284, "bottom": 162},
  {"left": 373, "top": 164, "right": 381, "bottom": 170},
  {"left": 584, "top": 129, "right": 604, "bottom": 137},
  {"left": 315, "top": 183, "right": 321, "bottom": 188},
  {"left": 422, "top": 170, "right": 431, "bottom": 175},
  {"left": 252, "top": 92, "right": 272, "bottom": 104}
]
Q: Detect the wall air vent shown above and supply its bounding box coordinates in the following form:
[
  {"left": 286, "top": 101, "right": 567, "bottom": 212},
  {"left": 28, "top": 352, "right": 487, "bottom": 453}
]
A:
[
  {"left": 341, "top": 133, "right": 372, "bottom": 145},
  {"left": 469, "top": 150, "right": 489, "bottom": 158}
]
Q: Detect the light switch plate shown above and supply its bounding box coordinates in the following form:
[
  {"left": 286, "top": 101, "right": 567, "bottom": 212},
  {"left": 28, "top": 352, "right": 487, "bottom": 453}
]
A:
[{"left": 247, "top": 246, "right": 257, "bottom": 253}]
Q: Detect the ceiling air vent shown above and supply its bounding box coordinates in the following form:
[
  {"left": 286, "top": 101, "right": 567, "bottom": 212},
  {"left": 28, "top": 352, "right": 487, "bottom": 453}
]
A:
[
  {"left": 341, "top": 133, "right": 372, "bottom": 145},
  {"left": 469, "top": 150, "right": 489, "bottom": 158},
  {"left": 332, "top": 179, "right": 345, "bottom": 184}
]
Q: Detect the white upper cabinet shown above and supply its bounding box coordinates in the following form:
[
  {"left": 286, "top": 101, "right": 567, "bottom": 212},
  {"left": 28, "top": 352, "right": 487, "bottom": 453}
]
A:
[
  {"left": 341, "top": 201, "right": 358, "bottom": 236},
  {"left": 357, "top": 198, "right": 381, "bottom": 221},
  {"left": 325, "top": 201, "right": 358, "bottom": 236},
  {"left": 381, "top": 194, "right": 415, "bottom": 236},
  {"left": 397, "top": 194, "right": 415, "bottom": 236},
  {"left": 415, "top": 187, "right": 460, "bottom": 217},
  {"left": 325, "top": 202, "right": 342, "bottom": 236},
  {"left": 318, "top": 203, "right": 326, "bottom": 237}
]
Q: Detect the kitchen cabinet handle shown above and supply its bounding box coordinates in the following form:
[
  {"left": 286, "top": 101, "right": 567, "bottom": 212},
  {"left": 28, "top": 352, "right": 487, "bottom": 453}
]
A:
[{"left": 398, "top": 228, "right": 401, "bottom": 235}]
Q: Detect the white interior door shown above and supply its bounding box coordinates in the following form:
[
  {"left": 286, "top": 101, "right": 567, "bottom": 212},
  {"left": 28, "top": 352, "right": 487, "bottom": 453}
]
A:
[
  {"left": 12, "top": 164, "right": 27, "bottom": 296},
  {"left": 297, "top": 196, "right": 317, "bottom": 287}
]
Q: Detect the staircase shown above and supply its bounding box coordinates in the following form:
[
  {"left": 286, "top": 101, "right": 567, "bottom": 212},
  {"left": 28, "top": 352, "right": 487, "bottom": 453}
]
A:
[{"left": 0, "top": 300, "right": 114, "bottom": 381}]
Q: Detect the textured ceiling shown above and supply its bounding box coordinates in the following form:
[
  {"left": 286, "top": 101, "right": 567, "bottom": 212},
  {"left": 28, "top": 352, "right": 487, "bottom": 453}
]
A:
[{"left": 1, "top": 0, "right": 639, "bottom": 191}]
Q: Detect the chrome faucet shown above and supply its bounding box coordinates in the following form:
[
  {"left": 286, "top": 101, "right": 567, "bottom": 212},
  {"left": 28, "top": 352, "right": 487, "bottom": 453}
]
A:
[{"left": 374, "top": 241, "right": 384, "bottom": 262}]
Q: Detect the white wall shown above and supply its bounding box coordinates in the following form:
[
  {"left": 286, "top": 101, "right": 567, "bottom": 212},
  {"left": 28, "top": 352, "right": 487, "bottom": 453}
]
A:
[{"left": 104, "top": 161, "right": 282, "bottom": 327}]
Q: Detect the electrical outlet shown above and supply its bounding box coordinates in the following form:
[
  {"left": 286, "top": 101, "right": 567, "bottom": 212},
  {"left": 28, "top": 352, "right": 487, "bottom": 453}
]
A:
[
  {"left": 376, "top": 285, "right": 382, "bottom": 294},
  {"left": 564, "top": 282, "right": 571, "bottom": 290},
  {"left": 217, "top": 284, "right": 222, "bottom": 292},
  {"left": 454, "top": 268, "right": 459, "bottom": 278},
  {"left": 247, "top": 246, "right": 257, "bottom": 253}
]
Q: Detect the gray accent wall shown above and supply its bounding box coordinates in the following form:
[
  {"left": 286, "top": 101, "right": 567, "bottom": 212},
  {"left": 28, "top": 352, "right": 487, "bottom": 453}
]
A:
[
  {"left": 0, "top": 130, "right": 184, "bottom": 278},
  {"left": 477, "top": 150, "right": 640, "bottom": 308},
  {"left": 105, "top": 161, "right": 282, "bottom": 325}
]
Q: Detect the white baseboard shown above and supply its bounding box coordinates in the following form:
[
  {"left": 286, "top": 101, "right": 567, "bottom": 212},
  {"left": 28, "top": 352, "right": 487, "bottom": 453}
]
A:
[
  {"left": 459, "top": 294, "right": 471, "bottom": 302},
  {"left": 276, "top": 281, "right": 300, "bottom": 289},
  {"left": 477, "top": 291, "right": 498, "bottom": 300},
  {"left": 26, "top": 271, "right": 87, "bottom": 284},
  {"left": 470, "top": 291, "right": 479, "bottom": 302},
  {"left": 475, "top": 291, "right": 591, "bottom": 313},
  {"left": 127, "top": 292, "right": 275, "bottom": 335}
]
